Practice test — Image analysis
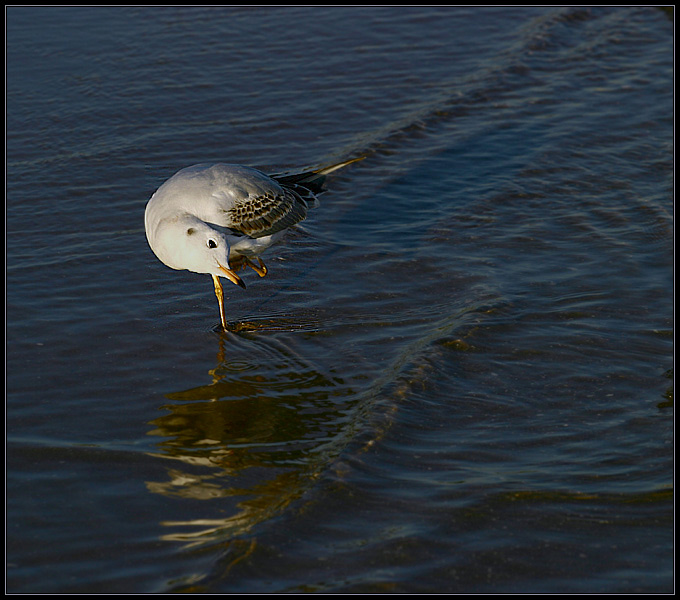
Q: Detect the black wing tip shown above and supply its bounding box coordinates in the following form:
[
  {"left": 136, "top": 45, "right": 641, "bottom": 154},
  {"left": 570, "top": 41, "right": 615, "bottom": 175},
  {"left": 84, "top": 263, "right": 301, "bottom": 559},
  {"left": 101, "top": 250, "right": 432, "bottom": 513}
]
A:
[{"left": 271, "top": 155, "right": 365, "bottom": 190}]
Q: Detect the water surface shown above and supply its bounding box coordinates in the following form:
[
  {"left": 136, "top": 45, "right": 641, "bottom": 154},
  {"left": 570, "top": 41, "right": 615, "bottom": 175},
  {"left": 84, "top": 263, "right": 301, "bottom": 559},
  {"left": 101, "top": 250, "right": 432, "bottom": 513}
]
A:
[{"left": 6, "top": 6, "right": 673, "bottom": 593}]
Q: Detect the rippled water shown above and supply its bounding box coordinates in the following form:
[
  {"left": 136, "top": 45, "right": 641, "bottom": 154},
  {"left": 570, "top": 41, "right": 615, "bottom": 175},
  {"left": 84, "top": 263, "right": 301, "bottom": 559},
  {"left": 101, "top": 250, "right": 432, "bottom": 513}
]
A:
[{"left": 6, "top": 6, "right": 673, "bottom": 593}]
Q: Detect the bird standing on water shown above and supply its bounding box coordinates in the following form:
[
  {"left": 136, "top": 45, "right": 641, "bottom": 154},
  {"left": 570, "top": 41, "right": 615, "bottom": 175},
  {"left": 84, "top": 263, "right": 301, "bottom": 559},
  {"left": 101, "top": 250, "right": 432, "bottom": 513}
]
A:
[{"left": 144, "top": 157, "right": 362, "bottom": 330}]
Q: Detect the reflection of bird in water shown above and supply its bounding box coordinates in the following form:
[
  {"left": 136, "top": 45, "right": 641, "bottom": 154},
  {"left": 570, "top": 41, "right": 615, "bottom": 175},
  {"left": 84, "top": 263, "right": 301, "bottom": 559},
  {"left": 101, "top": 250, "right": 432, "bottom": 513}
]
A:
[
  {"left": 145, "top": 331, "right": 358, "bottom": 548},
  {"left": 144, "top": 157, "right": 363, "bottom": 330}
]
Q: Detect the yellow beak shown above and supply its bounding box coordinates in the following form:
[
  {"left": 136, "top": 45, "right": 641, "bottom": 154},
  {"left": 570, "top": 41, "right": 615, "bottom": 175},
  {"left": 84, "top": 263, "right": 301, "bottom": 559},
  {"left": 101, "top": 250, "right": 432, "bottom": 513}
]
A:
[{"left": 217, "top": 262, "right": 246, "bottom": 289}]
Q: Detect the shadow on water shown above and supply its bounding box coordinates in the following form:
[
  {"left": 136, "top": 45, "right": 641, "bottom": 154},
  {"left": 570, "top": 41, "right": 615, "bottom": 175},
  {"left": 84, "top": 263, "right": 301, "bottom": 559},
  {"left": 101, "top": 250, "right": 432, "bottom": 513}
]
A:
[{"left": 144, "top": 327, "right": 358, "bottom": 548}]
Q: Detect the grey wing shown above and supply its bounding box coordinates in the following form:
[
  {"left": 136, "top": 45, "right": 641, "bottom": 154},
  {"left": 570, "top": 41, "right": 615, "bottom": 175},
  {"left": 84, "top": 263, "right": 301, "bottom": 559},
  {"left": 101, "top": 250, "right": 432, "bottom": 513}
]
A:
[{"left": 227, "top": 186, "right": 311, "bottom": 238}]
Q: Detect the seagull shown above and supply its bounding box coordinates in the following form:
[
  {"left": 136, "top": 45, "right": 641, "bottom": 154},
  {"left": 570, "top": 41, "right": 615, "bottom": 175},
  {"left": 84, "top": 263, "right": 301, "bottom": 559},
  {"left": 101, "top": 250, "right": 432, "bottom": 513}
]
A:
[{"left": 144, "top": 157, "right": 363, "bottom": 330}]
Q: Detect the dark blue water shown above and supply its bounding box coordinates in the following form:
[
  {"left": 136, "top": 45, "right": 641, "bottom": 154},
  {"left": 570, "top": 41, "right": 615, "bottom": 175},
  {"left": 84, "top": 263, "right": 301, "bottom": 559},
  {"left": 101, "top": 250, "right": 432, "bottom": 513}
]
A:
[{"left": 6, "top": 6, "right": 673, "bottom": 593}]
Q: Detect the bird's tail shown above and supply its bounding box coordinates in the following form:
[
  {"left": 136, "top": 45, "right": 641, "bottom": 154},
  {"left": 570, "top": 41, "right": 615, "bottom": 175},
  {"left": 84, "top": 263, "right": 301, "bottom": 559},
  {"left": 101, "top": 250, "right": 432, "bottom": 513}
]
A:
[{"left": 272, "top": 156, "right": 364, "bottom": 193}]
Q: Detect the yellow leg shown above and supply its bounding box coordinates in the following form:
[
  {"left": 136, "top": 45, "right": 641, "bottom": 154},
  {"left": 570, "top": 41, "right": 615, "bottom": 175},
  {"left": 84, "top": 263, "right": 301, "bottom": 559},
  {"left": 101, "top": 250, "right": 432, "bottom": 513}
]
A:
[
  {"left": 246, "top": 257, "right": 268, "bottom": 277},
  {"left": 212, "top": 274, "right": 228, "bottom": 330}
]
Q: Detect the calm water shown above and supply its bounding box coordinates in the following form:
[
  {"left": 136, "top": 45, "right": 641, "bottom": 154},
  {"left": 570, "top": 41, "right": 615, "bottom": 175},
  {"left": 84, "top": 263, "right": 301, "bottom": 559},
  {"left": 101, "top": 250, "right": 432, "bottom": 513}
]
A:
[{"left": 6, "top": 6, "right": 673, "bottom": 593}]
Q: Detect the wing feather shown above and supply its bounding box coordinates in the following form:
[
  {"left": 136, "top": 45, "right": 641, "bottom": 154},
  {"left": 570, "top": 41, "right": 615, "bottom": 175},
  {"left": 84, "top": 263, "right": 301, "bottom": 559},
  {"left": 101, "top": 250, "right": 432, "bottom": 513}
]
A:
[{"left": 227, "top": 186, "right": 310, "bottom": 238}]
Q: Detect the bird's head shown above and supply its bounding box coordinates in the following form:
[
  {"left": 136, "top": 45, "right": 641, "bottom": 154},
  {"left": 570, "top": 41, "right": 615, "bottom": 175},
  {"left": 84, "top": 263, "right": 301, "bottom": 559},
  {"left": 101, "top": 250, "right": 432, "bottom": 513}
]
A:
[{"left": 153, "top": 214, "right": 246, "bottom": 289}]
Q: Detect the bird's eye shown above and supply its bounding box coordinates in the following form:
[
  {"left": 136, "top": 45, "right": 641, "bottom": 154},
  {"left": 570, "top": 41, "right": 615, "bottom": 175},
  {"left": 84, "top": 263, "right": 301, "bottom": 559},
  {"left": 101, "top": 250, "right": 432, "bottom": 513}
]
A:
[{"left": 207, "top": 239, "right": 218, "bottom": 249}]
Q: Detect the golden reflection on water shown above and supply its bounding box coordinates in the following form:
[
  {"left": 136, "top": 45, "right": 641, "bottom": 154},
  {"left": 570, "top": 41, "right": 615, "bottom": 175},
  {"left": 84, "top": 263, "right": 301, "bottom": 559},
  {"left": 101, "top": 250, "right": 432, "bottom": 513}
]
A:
[
  {"left": 144, "top": 330, "right": 354, "bottom": 547},
  {"left": 144, "top": 300, "right": 479, "bottom": 548}
]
